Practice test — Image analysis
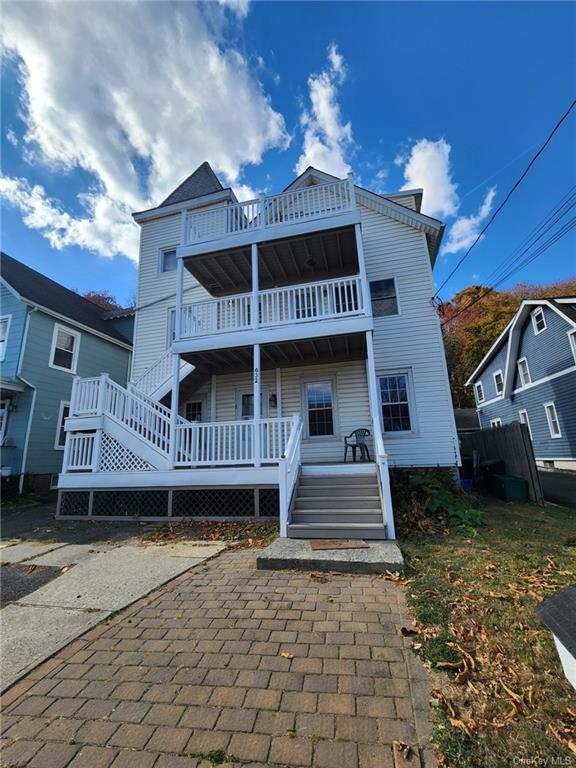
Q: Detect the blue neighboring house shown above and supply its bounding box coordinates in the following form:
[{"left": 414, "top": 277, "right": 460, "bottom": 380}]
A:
[
  {"left": 466, "top": 297, "right": 576, "bottom": 472},
  {"left": 0, "top": 252, "right": 134, "bottom": 493}
]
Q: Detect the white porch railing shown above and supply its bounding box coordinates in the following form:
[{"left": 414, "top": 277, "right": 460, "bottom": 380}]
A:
[
  {"left": 174, "top": 416, "right": 296, "bottom": 467},
  {"left": 179, "top": 275, "right": 364, "bottom": 340},
  {"left": 65, "top": 433, "right": 97, "bottom": 471},
  {"left": 278, "top": 414, "right": 303, "bottom": 537},
  {"left": 185, "top": 178, "right": 355, "bottom": 246},
  {"left": 373, "top": 428, "right": 396, "bottom": 540},
  {"left": 131, "top": 351, "right": 192, "bottom": 397}
]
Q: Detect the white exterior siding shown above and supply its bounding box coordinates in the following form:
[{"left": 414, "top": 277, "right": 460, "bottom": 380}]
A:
[{"left": 360, "top": 204, "right": 459, "bottom": 467}]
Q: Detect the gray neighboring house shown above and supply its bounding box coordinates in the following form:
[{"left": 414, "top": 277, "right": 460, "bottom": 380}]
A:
[
  {"left": 466, "top": 297, "right": 576, "bottom": 471},
  {"left": 0, "top": 252, "right": 133, "bottom": 493}
]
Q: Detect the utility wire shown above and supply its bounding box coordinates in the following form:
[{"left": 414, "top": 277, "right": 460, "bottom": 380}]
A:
[{"left": 435, "top": 98, "right": 576, "bottom": 297}]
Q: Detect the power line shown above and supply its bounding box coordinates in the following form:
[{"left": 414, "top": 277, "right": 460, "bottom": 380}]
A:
[{"left": 435, "top": 98, "right": 576, "bottom": 297}]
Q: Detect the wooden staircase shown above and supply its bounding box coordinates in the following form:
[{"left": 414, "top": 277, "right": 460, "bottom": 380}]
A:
[{"left": 287, "top": 468, "right": 387, "bottom": 539}]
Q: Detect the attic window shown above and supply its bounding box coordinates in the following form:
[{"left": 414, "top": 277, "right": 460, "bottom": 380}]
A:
[
  {"left": 370, "top": 279, "right": 398, "bottom": 317},
  {"left": 493, "top": 370, "right": 504, "bottom": 396},
  {"left": 531, "top": 307, "right": 546, "bottom": 334},
  {"left": 474, "top": 382, "right": 485, "bottom": 404},
  {"left": 160, "top": 248, "right": 177, "bottom": 273}
]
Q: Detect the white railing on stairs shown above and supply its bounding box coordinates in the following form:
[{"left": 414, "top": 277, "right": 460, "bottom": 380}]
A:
[
  {"left": 373, "top": 427, "right": 396, "bottom": 540},
  {"left": 185, "top": 178, "right": 355, "bottom": 246},
  {"left": 132, "top": 351, "right": 191, "bottom": 398},
  {"left": 179, "top": 275, "right": 364, "bottom": 340},
  {"left": 278, "top": 414, "right": 303, "bottom": 537}
]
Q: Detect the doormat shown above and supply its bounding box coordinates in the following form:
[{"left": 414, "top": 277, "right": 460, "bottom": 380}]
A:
[{"left": 309, "top": 540, "right": 369, "bottom": 550}]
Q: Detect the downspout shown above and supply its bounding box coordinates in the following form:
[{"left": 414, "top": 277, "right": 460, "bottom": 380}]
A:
[{"left": 17, "top": 307, "right": 38, "bottom": 495}]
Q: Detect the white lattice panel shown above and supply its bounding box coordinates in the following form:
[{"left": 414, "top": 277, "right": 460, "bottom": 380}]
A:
[{"left": 98, "top": 432, "right": 153, "bottom": 472}]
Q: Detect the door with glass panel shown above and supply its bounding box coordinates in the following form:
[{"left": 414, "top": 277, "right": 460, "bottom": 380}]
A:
[{"left": 235, "top": 389, "right": 269, "bottom": 461}]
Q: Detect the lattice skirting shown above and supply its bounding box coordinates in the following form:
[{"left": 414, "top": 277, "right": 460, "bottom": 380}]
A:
[{"left": 57, "top": 488, "right": 279, "bottom": 519}]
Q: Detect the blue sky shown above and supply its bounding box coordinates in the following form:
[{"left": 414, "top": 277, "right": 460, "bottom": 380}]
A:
[{"left": 1, "top": 1, "right": 575, "bottom": 307}]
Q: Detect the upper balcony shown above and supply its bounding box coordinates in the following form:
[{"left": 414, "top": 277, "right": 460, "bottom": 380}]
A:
[{"left": 177, "top": 178, "right": 361, "bottom": 259}]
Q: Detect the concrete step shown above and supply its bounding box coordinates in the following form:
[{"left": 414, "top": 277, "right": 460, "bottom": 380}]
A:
[
  {"left": 286, "top": 523, "right": 387, "bottom": 540},
  {"left": 297, "top": 485, "right": 377, "bottom": 498},
  {"left": 295, "top": 496, "right": 381, "bottom": 510},
  {"left": 300, "top": 474, "right": 376, "bottom": 485},
  {"left": 292, "top": 512, "right": 383, "bottom": 524}
]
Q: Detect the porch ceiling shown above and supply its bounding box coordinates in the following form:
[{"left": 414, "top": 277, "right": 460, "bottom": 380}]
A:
[
  {"left": 183, "top": 225, "right": 358, "bottom": 296},
  {"left": 182, "top": 332, "right": 367, "bottom": 376}
]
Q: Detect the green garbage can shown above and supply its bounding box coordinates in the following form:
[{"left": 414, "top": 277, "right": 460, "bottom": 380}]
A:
[{"left": 489, "top": 474, "right": 529, "bottom": 502}]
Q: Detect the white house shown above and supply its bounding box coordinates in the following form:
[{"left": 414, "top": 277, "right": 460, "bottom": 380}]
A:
[{"left": 57, "top": 163, "right": 459, "bottom": 538}]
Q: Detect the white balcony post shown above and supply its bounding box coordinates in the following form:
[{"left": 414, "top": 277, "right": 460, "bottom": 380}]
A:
[
  {"left": 365, "top": 331, "right": 382, "bottom": 448},
  {"left": 180, "top": 208, "right": 188, "bottom": 248},
  {"left": 348, "top": 171, "right": 357, "bottom": 209},
  {"left": 70, "top": 376, "right": 80, "bottom": 416},
  {"left": 97, "top": 373, "right": 109, "bottom": 415},
  {"left": 251, "top": 243, "right": 259, "bottom": 330},
  {"left": 175, "top": 253, "right": 184, "bottom": 343},
  {"left": 259, "top": 193, "right": 266, "bottom": 229},
  {"left": 92, "top": 429, "right": 103, "bottom": 472},
  {"left": 253, "top": 343, "right": 261, "bottom": 468},
  {"left": 169, "top": 353, "right": 180, "bottom": 465},
  {"left": 355, "top": 222, "right": 371, "bottom": 317}
]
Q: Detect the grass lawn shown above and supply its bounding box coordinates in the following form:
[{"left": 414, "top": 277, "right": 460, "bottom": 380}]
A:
[{"left": 401, "top": 498, "right": 576, "bottom": 767}]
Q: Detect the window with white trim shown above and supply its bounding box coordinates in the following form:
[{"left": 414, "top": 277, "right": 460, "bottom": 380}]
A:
[
  {"left": 490, "top": 418, "right": 502, "bottom": 428},
  {"left": 50, "top": 325, "right": 80, "bottom": 372},
  {"left": 518, "top": 410, "right": 532, "bottom": 440},
  {"left": 304, "top": 380, "right": 335, "bottom": 437},
  {"left": 160, "top": 248, "right": 177, "bottom": 273},
  {"left": 531, "top": 307, "right": 546, "bottom": 334},
  {"left": 474, "top": 381, "right": 485, "bottom": 404},
  {"left": 544, "top": 402, "right": 562, "bottom": 438},
  {"left": 493, "top": 370, "right": 504, "bottom": 396},
  {"left": 379, "top": 372, "right": 413, "bottom": 433},
  {"left": 370, "top": 279, "right": 398, "bottom": 317},
  {"left": 569, "top": 330, "right": 576, "bottom": 364},
  {"left": 0, "top": 399, "right": 9, "bottom": 443},
  {"left": 0, "top": 316, "right": 11, "bottom": 362},
  {"left": 517, "top": 357, "right": 531, "bottom": 388},
  {"left": 54, "top": 401, "right": 70, "bottom": 449}
]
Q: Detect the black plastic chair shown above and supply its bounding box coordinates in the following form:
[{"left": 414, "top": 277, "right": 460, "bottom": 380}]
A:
[{"left": 344, "top": 428, "right": 371, "bottom": 462}]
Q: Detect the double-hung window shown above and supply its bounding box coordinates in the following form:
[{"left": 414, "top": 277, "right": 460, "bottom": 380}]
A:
[
  {"left": 475, "top": 381, "right": 485, "bottom": 404},
  {"left": 0, "top": 316, "right": 11, "bottom": 362},
  {"left": 517, "top": 357, "right": 531, "bottom": 388},
  {"left": 493, "top": 370, "right": 504, "bottom": 396},
  {"left": 544, "top": 402, "right": 562, "bottom": 438},
  {"left": 569, "top": 330, "right": 576, "bottom": 364},
  {"left": 531, "top": 307, "right": 546, "bottom": 334},
  {"left": 304, "top": 380, "right": 335, "bottom": 437},
  {"left": 160, "top": 248, "right": 177, "bottom": 273},
  {"left": 0, "top": 399, "right": 9, "bottom": 443},
  {"left": 50, "top": 325, "right": 80, "bottom": 373},
  {"left": 379, "top": 372, "right": 413, "bottom": 433},
  {"left": 518, "top": 410, "right": 532, "bottom": 440},
  {"left": 490, "top": 417, "right": 502, "bottom": 428},
  {"left": 370, "top": 279, "right": 398, "bottom": 317},
  {"left": 54, "top": 402, "right": 70, "bottom": 449}
]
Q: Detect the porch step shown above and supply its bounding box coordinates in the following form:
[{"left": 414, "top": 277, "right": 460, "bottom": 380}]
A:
[
  {"left": 292, "top": 511, "right": 383, "bottom": 524},
  {"left": 294, "top": 496, "right": 381, "bottom": 510},
  {"left": 297, "top": 485, "right": 378, "bottom": 497},
  {"left": 300, "top": 474, "right": 377, "bottom": 485},
  {"left": 286, "top": 523, "right": 387, "bottom": 540}
]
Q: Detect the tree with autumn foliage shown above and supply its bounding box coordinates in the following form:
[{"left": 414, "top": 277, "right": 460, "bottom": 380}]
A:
[
  {"left": 82, "top": 290, "right": 124, "bottom": 312},
  {"left": 441, "top": 277, "right": 576, "bottom": 407}
]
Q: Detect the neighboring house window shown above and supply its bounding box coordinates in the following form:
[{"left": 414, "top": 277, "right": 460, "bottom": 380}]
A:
[
  {"left": 0, "top": 316, "right": 11, "bottom": 362},
  {"left": 544, "top": 402, "right": 562, "bottom": 438},
  {"left": 493, "top": 370, "right": 504, "bottom": 396},
  {"left": 531, "top": 307, "right": 546, "bottom": 334},
  {"left": 54, "top": 401, "right": 70, "bottom": 449},
  {"left": 185, "top": 401, "right": 203, "bottom": 422},
  {"left": 517, "top": 357, "right": 531, "bottom": 388},
  {"left": 50, "top": 325, "right": 81, "bottom": 372},
  {"left": 0, "top": 399, "right": 9, "bottom": 443},
  {"left": 569, "top": 330, "right": 576, "bottom": 364},
  {"left": 304, "top": 380, "right": 335, "bottom": 437},
  {"left": 518, "top": 409, "right": 532, "bottom": 440},
  {"left": 370, "top": 279, "right": 398, "bottom": 317},
  {"left": 474, "top": 381, "right": 485, "bottom": 404},
  {"left": 160, "top": 248, "right": 177, "bottom": 273},
  {"left": 379, "top": 372, "right": 413, "bottom": 433},
  {"left": 490, "top": 418, "right": 502, "bottom": 428}
]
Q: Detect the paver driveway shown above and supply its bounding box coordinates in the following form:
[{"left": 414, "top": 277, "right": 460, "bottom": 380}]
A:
[{"left": 1, "top": 549, "right": 434, "bottom": 768}]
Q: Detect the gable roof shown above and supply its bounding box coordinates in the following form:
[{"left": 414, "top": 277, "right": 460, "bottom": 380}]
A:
[
  {"left": 0, "top": 252, "right": 132, "bottom": 346},
  {"left": 159, "top": 162, "right": 224, "bottom": 208},
  {"left": 465, "top": 297, "right": 576, "bottom": 388}
]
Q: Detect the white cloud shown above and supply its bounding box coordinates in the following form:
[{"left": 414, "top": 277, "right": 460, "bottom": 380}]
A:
[
  {"left": 295, "top": 44, "right": 353, "bottom": 178},
  {"left": 218, "top": 0, "right": 250, "bottom": 19},
  {"left": 398, "top": 138, "right": 459, "bottom": 219},
  {"left": 0, "top": 2, "right": 288, "bottom": 262},
  {"left": 6, "top": 128, "right": 18, "bottom": 147},
  {"left": 444, "top": 187, "right": 496, "bottom": 254}
]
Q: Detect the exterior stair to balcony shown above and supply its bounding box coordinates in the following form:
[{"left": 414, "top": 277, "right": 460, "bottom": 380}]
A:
[{"left": 287, "top": 470, "right": 387, "bottom": 539}]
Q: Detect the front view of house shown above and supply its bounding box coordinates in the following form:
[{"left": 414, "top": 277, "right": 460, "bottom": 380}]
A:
[{"left": 57, "top": 163, "right": 459, "bottom": 538}]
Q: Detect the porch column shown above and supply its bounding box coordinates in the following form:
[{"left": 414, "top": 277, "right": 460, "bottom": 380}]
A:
[
  {"left": 169, "top": 353, "right": 180, "bottom": 465},
  {"left": 355, "top": 222, "right": 372, "bottom": 318},
  {"left": 251, "top": 242, "right": 259, "bottom": 330},
  {"left": 365, "top": 331, "right": 383, "bottom": 451},
  {"left": 253, "top": 343, "right": 261, "bottom": 467},
  {"left": 175, "top": 249, "right": 184, "bottom": 341}
]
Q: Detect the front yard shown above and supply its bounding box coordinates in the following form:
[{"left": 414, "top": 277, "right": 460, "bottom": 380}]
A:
[{"left": 402, "top": 499, "right": 576, "bottom": 767}]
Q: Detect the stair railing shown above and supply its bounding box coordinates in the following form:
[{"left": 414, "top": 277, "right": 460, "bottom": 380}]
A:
[
  {"left": 278, "top": 414, "right": 303, "bottom": 537},
  {"left": 373, "top": 426, "right": 396, "bottom": 540}
]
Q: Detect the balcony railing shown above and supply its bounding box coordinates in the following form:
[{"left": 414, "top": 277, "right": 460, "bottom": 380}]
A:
[
  {"left": 179, "top": 275, "right": 365, "bottom": 340},
  {"left": 185, "top": 178, "right": 355, "bottom": 246}
]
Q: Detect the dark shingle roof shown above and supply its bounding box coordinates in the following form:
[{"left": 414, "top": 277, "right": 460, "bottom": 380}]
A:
[
  {"left": 535, "top": 583, "right": 576, "bottom": 657},
  {"left": 159, "top": 162, "right": 224, "bottom": 208},
  {"left": 0, "top": 252, "right": 132, "bottom": 345}
]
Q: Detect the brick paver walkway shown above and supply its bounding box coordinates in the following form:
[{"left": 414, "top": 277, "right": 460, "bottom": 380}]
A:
[{"left": 0, "top": 550, "right": 434, "bottom": 768}]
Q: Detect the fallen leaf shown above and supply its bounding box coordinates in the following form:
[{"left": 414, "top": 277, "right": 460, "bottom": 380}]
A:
[
  {"left": 309, "top": 572, "right": 328, "bottom": 583},
  {"left": 400, "top": 626, "right": 418, "bottom": 636},
  {"left": 280, "top": 652, "right": 294, "bottom": 659}
]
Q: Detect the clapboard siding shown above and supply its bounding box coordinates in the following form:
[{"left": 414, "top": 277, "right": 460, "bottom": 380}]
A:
[
  {"left": 1, "top": 284, "right": 27, "bottom": 379},
  {"left": 513, "top": 307, "right": 575, "bottom": 387},
  {"left": 476, "top": 344, "right": 508, "bottom": 402},
  {"left": 478, "top": 371, "right": 576, "bottom": 459},
  {"left": 360, "top": 204, "right": 459, "bottom": 467}
]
